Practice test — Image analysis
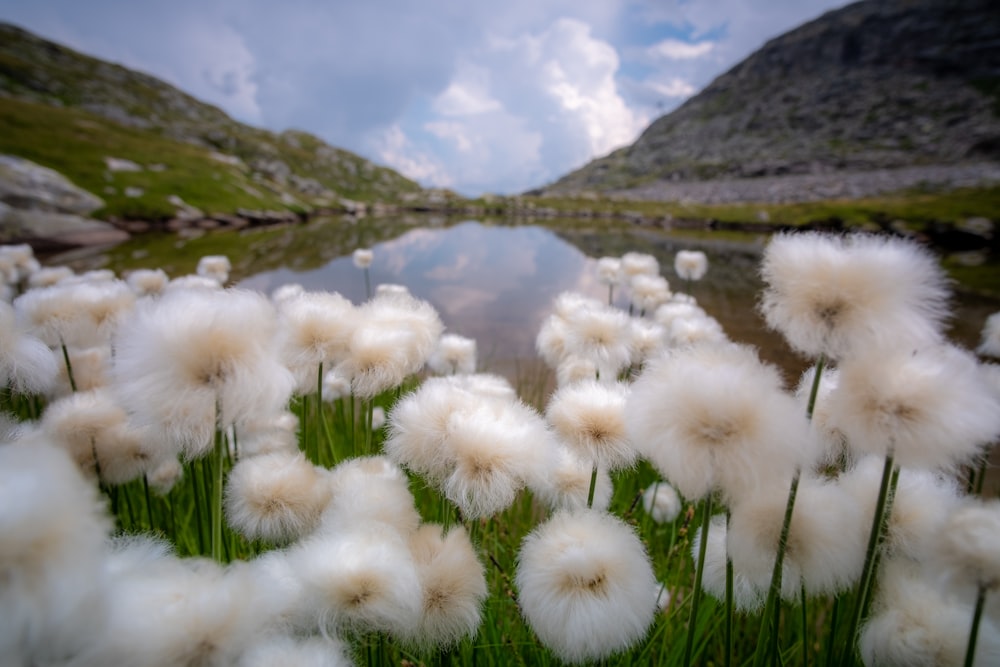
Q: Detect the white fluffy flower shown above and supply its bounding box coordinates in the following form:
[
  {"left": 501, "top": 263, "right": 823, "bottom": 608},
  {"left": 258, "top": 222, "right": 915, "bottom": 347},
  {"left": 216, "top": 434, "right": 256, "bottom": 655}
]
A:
[
  {"left": 759, "top": 232, "right": 950, "bottom": 360},
  {"left": 642, "top": 481, "right": 682, "bottom": 523},
  {"left": 828, "top": 343, "right": 1000, "bottom": 471},
  {"left": 197, "top": 255, "right": 231, "bottom": 285},
  {"left": 674, "top": 250, "right": 709, "bottom": 281},
  {"left": 427, "top": 333, "right": 477, "bottom": 375},
  {"left": 626, "top": 343, "right": 809, "bottom": 503},
  {"left": 515, "top": 509, "right": 658, "bottom": 664},
  {"left": 546, "top": 379, "right": 635, "bottom": 471},
  {"left": 225, "top": 451, "right": 332, "bottom": 543},
  {"left": 352, "top": 248, "right": 374, "bottom": 269}
]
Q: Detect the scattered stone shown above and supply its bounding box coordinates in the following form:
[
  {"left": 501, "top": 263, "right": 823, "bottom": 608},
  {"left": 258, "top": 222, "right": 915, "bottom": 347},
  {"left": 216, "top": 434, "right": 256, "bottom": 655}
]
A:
[
  {"left": 166, "top": 194, "right": 204, "bottom": 221},
  {"left": 104, "top": 156, "right": 143, "bottom": 172},
  {"left": 124, "top": 187, "right": 144, "bottom": 198}
]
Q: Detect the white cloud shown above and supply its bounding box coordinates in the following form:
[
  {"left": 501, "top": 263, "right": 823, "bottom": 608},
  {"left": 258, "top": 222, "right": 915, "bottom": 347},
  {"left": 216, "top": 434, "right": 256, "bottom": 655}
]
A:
[
  {"left": 372, "top": 125, "right": 453, "bottom": 188},
  {"left": 432, "top": 63, "right": 502, "bottom": 116},
  {"left": 647, "top": 38, "right": 715, "bottom": 60},
  {"left": 647, "top": 77, "right": 697, "bottom": 98}
]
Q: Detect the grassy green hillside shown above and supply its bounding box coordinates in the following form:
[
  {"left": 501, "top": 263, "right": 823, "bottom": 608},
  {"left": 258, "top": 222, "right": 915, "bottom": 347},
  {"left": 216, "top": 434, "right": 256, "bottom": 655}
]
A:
[{"left": 0, "top": 22, "right": 423, "bottom": 220}]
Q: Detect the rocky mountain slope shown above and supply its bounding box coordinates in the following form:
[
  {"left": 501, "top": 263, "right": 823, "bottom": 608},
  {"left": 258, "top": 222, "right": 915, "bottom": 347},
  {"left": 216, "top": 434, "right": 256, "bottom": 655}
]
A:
[
  {"left": 540, "top": 0, "right": 1000, "bottom": 198},
  {"left": 0, "top": 21, "right": 423, "bottom": 228}
]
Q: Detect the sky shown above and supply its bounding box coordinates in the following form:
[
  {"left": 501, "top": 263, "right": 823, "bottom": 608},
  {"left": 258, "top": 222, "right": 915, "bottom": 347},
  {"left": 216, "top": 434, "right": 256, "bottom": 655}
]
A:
[{"left": 0, "top": 0, "right": 850, "bottom": 196}]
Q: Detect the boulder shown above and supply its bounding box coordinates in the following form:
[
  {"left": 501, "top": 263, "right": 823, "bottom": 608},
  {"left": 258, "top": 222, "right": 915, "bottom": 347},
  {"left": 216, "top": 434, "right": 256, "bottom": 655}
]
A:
[
  {"left": 0, "top": 154, "right": 105, "bottom": 214},
  {"left": 0, "top": 204, "right": 128, "bottom": 248}
]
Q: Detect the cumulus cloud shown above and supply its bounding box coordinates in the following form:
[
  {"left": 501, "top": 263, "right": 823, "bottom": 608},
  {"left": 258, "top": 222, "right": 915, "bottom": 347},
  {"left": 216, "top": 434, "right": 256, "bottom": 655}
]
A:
[
  {"left": 647, "top": 38, "right": 715, "bottom": 60},
  {"left": 0, "top": 0, "right": 852, "bottom": 195}
]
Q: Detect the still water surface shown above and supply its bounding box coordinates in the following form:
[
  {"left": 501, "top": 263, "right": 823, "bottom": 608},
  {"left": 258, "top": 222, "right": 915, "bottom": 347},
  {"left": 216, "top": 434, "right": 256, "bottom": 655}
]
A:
[{"left": 73, "top": 217, "right": 999, "bottom": 389}]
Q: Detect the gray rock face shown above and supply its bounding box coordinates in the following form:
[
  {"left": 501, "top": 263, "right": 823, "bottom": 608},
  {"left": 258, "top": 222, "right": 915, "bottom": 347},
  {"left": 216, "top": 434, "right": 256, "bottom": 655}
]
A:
[
  {"left": 0, "top": 205, "right": 128, "bottom": 247},
  {"left": 0, "top": 154, "right": 105, "bottom": 214},
  {"left": 542, "top": 0, "right": 1000, "bottom": 195}
]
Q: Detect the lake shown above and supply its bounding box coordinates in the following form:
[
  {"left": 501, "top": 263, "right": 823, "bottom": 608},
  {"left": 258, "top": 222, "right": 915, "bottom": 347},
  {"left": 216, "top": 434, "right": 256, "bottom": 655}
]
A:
[{"left": 56, "top": 216, "right": 1000, "bottom": 392}]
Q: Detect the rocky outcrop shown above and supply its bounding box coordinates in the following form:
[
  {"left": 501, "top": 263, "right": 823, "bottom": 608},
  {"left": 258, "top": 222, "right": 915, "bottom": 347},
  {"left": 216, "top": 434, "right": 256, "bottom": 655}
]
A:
[
  {"left": 0, "top": 155, "right": 128, "bottom": 248},
  {"left": 540, "top": 0, "right": 1000, "bottom": 196},
  {"left": 0, "top": 154, "right": 104, "bottom": 214}
]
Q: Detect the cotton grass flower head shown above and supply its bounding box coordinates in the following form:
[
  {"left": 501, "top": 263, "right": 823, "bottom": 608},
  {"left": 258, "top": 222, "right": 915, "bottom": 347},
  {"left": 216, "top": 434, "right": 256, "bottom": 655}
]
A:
[
  {"left": 442, "top": 399, "right": 549, "bottom": 518},
  {"left": 0, "top": 444, "right": 111, "bottom": 665},
  {"left": 146, "top": 456, "right": 184, "bottom": 495},
  {"left": 427, "top": 332, "right": 477, "bottom": 375},
  {"left": 125, "top": 268, "right": 169, "bottom": 297},
  {"left": 596, "top": 256, "right": 622, "bottom": 286},
  {"left": 653, "top": 300, "right": 707, "bottom": 331},
  {"left": 292, "top": 523, "right": 423, "bottom": 638},
  {"left": 13, "top": 279, "right": 135, "bottom": 348},
  {"left": 50, "top": 344, "right": 111, "bottom": 396},
  {"left": 674, "top": 250, "right": 709, "bottom": 281},
  {"left": 166, "top": 273, "right": 223, "bottom": 292},
  {"left": 620, "top": 251, "right": 659, "bottom": 279},
  {"left": 546, "top": 378, "right": 635, "bottom": 471},
  {"left": 693, "top": 514, "right": 766, "bottom": 612},
  {"left": 979, "top": 311, "right": 1000, "bottom": 358},
  {"left": 859, "top": 559, "right": 1000, "bottom": 667},
  {"left": 404, "top": 524, "right": 488, "bottom": 648},
  {"left": 225, "top": 451, "right": 333, "bottom": 543},
  {"left": 276, "top": 290, "right": 357, "bottom": 394},
  {"left": 38, "top": 388, "right": 154, "bottom": 484},
  {"left": 759, "top": 232, "right": 950, "bottom": 360},
  {"left": 827, "top": 342, "right": 1000, "bottom": 471},
  {"left": 321, "top": 367, "right": 352, "bottom": 402},
  {"left": 629, "top": 274, "right": 671, "bottom": 314},
  {"left": 0, "top": 300, "right": 58, "bottom": 394},
  {"left": 322, "top": 455, "right": 421, "bottom": 535},
  {"left": 626, "top": 342, "right": 809, "bottom": 503},
  {"left": 628, "top": 317, "right": 667, "bottom": 367},
  {"left": 238, "top": 634, "right": 353, "bottom": 667},
  {"left": 726, "top": 476, "right": 866, "bottom": 600},
  {"left": 335, "top": 290, "right": 443, "bottom": 398},
  {"left": 384, "top": 376, "right": 483, "bottom": 482},
  {"left": 555, "top": 355, "right": 599, "bottom": 388},
  {"left": 27, "top": 265, "right": 73, "bottom": 289},
  {"left": 561, "top": 297, "right": 636, "bottom": 378},
  {"left": 643, "top": 481, "right": 682, "bottom": 523},
  {"left": 515, "top": 509, "right": 658, "bottom": 664},
  {"left": 89, "top": 551, "right": 279, "bottom": 667},
  {"left": 270, "top": 282, "right": 305, "bottom": 305},
  {"left": 934, "top": 498, "right": 1000, "bottom": 593},
  {"left": 838, "top": 456, "right": 963, "bottom": 561},
  {"left": 113, "top": 287, "right": 294, "bottom": 458},
  {"left": 197, "top": 254, "right": 232, "bottom": 285},
  {"left": 528, "top": 441, "right": 613, "bottom": 511},
  {"left": 667, "top": 313, "right": 727, "bottom": 348},
  {"left": 352, "top": 248, "right": 374, "bottom": 269}
]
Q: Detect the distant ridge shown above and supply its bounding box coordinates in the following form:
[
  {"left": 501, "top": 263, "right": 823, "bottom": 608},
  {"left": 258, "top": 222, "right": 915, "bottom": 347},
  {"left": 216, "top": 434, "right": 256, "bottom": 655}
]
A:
[{"left": 538, "top": 0, "right": 1000, "bottom": 197}]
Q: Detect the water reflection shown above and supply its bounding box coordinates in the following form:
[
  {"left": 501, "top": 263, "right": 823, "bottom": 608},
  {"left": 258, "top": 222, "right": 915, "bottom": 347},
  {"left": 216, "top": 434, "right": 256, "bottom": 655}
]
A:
[
  {"left": 239, "top": 221, "right": 611, "bottom": 362},
  {"left": 63, "top": 217, "right": 999, "bottom": 389}
]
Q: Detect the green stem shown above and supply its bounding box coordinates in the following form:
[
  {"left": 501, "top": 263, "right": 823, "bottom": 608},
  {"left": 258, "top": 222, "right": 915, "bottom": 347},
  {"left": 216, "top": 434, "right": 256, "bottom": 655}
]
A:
[
  {"left": 143, "top": 475, "right": 155, "bottom": 533},
  {"left": 843, "top": 451, "right": 897, "bottom": 665},
  {"left": 189, "top": 460, "right": 206, "bottom": 554},
  {"left": 753, "top": 470, "right": 801, "bottom": 667},
  {"left": 965, "top": 584, "right": 988, "bottom": 667},
  {"left": 586, "top": 466, "right": 598, "bottom": 509},
  {"left": 348, "top": 393, "right": 357, "bottom": 456},
  {"left": 212, "top": 400, "right": 225, "bottom": 562},
  {"left": 805, "top": 356, "right": 826, "bottom": 421},
  {"left": 824, "top": 595, "right": 842, "bottom": 667},
  {"left": 683, "top": 494, "right": 713, "bottom": 667},
  {"left": 975, "top": 452, "right": 989, "bottom": 497},
  {"left": 365, "top": 399, "right": 374, "bottom": 455},
  {"left": 725, "top": 510, "right": 734, "bottom": 667},
  {"left": 59, "top": 339, "right": 77, "bottom": 392},
  {"left": 801, "top": 583, "right": 808, "bottom": 667}
]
